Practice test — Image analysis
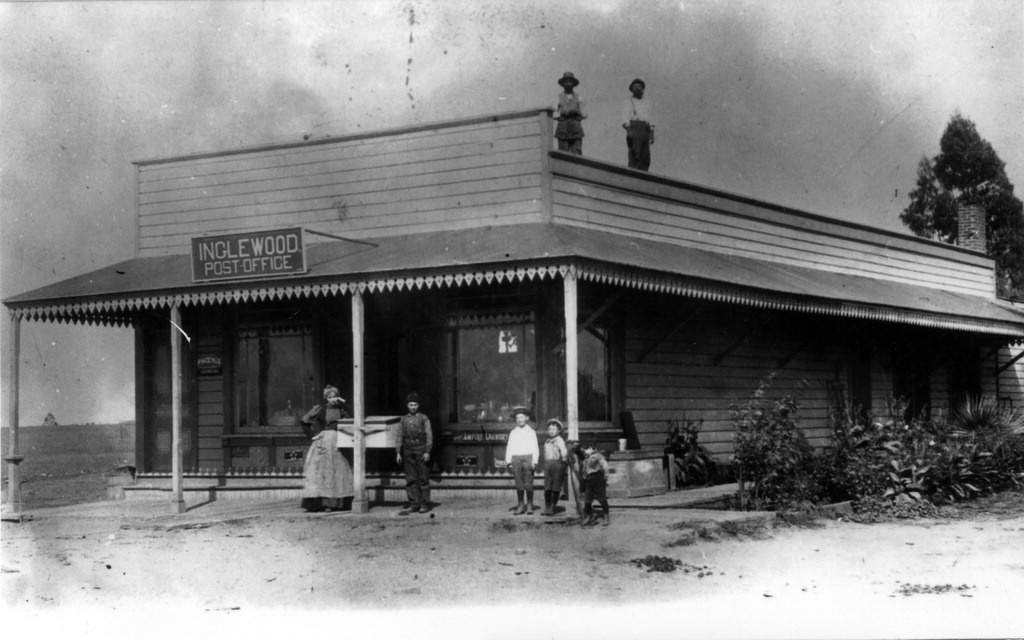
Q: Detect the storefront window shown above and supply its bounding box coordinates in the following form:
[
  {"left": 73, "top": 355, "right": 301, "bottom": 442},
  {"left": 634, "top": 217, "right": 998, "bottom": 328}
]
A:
[
  {"left": 234, "top": 325, "right": 316, "bottom": 431},
  {"left": 451, "top": 313, "right": 536, "bottom": 423}
]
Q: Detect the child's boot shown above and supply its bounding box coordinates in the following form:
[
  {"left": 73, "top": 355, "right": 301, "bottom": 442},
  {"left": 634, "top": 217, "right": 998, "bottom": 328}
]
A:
[
  {"left": 601, "top": 512, "right": 610, "bottom": 526},
  {"left": 541, "top": 492, "right": 552, "bottom": 516}
]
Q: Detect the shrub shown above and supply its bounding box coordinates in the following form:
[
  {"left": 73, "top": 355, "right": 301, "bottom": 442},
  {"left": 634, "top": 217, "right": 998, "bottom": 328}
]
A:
[
  {"left": 732, "top": 374, "right": 816, "bottom": 510},
  {"left": 728, "top": 379, "right": 1024, "bottom": 513},
  {"left": 811, "top": 394, "right": 899, "bottom": 503},
  {"left": 819, "top": 393, "right": 1024, "bottom": 508}
]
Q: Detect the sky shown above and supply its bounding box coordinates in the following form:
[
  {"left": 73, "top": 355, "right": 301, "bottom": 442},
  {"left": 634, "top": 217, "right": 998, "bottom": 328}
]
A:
[{"left": 1, "top": 0, "right": 1022, "bottom": 426}]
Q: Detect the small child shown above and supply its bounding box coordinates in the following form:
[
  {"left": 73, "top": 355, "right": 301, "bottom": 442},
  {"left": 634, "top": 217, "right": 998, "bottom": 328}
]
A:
[
  {"left": 580, "top": 442, "right": 610, "bottom": 527},
  {"left": 542, "top": 419, "right": 569, "bottom": 516}
]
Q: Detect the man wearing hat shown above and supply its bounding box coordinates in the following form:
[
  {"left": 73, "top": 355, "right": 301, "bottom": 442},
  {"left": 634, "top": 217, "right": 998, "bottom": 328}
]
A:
[
  {"left": 397, "top": 392, "right": 433, "bottom": 515},
  {"left": 555, "top": 71, "right": 587, "bottom": 156},
  {"left": 621, "top": 77, "right": 654, "bottom": 171},
  {"left": 505, "top": 406, "right": 540, "bottom": 515}
]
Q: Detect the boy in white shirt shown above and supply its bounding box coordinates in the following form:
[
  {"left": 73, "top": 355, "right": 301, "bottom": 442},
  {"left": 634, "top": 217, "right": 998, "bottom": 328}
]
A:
[{"left": 505, "top": 407, "right": 540, "bottom": 515}]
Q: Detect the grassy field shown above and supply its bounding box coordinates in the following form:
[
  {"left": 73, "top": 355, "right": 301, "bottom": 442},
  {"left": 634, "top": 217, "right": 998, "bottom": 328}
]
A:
[{"left": 1, "top": 424, "right": 135, "bottom": 509}]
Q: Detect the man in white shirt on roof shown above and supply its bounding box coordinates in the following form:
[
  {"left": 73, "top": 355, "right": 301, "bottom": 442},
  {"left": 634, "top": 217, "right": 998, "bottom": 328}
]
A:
[{"left": 622, "top": 77, "right": 654, "bottom": 171}]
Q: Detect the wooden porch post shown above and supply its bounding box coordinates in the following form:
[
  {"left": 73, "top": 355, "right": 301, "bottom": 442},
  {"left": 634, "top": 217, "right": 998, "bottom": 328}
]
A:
[
  {"left": 351, "top": 290, "right": 369, "bottom": 513},
  {"left": 170, "top": 304, "right": 186, "bottom": 514},
  {"left": 3, "top": 313, "right": 24, "bottom": 522},
  {"left": 564, "top": 271, "right": 579, "bottom": 441}
]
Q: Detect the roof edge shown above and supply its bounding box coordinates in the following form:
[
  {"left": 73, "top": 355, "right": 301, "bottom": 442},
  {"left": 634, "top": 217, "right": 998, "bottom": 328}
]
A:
[{"left": 134, "top": 107, "right": 555, "bottom": 167}]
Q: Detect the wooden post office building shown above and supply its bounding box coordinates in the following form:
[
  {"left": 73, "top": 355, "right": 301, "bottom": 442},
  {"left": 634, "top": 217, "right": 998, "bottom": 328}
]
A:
[{"left": 5, "top": 108, "right": 1024, "bottom": 510}]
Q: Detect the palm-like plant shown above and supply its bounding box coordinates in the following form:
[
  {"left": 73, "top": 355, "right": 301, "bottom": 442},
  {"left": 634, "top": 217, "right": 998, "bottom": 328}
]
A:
[{"left": 953, "top": 395, "right": 1024, "bottom": 434}]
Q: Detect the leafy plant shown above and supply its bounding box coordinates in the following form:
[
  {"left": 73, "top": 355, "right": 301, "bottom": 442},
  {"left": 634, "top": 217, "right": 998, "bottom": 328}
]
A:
[
  {"left": 732, "top": 374, "right": 816, "bottom": 511},
  {"left": 883, "top": 460, "right": 930, "bottom": 501},
  {"left": 953, "top": 395, "right": 1024, "bottom": 434}
]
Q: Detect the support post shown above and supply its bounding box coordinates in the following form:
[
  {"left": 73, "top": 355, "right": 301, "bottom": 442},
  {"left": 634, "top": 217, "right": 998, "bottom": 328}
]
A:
[
  {"left": 351, "top": 290, "right": 369, "bottom": 513},
  {"left": 564, "top": 271, "right": 579, "bottom": 442},
  {"left": 170, "top": 304, "right": 186, "bottom": 514},
  {"left": 3, "top": 313, "right": 24, "bottom": 522}
]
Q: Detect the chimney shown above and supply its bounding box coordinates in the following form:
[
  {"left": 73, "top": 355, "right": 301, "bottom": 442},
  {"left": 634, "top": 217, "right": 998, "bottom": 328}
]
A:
[{"left": 957, "top": 202, "right": 987, "bottom": 253}]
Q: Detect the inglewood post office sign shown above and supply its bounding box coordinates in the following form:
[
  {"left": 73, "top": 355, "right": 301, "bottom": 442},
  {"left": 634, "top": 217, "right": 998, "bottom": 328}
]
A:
[{"left": 191, "top": 227, "right": 308, "bottom": 282}]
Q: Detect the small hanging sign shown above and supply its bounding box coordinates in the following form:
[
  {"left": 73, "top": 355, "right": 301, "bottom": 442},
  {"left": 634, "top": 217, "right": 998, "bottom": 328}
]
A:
[{"left": 197, "top": 354, "right": 222, "bottom": 376}]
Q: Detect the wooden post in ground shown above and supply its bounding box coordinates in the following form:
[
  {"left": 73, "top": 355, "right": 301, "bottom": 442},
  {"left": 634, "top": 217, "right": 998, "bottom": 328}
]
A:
[
  {"left": 3, "top": 313, "right": 24, "bottom": 522},
  {"left": 170, "top": 304, "right": 186, "bottom": 514},
  {"left": 351, "top": 290, "right": 368, "bottom": 513}
]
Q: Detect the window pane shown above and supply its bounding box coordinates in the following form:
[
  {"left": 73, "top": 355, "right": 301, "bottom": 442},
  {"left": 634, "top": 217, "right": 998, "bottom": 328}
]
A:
[
  {"left": 235, "top": 327, "right": 315, "bottom": 431},
  {"left": 457, "top": 323, "right": 535, "bottom": 422}
]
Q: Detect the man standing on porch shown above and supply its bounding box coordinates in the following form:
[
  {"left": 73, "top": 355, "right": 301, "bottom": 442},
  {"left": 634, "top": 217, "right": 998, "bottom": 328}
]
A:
[
  {"left": 397, "top": 392, "right": 433, "bottom": 515},
  {"left": 505, "top": 407, "right": 540, "bottom": 515}
]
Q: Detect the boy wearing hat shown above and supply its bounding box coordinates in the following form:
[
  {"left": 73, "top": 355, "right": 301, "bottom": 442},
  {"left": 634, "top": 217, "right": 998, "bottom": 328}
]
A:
[
  {"left": 621, "top": 77, "right": 654, "bottom": 171},
  {"left": 555, "top": 71, "right": 586, "bottom": 156},
  {"left": 505, "top": 407, "right": 540, "bottom": 515},
  {"left": 581, "top": 442, "right": 611, "bottom": 526},
  {"left": 397, "top": 392, "right": 433, "bottom": 515},
  {"left": 542, "top": 418, "right": 569, "bottom": 516}
]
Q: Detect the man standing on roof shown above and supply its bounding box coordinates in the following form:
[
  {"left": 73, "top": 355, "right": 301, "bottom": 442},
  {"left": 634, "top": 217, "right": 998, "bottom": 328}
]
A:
[
  {"left": 622, "top": 77, "right": 654, "bottom": 171},
  {"left": 555, "top": 71, "right": 586, "bottom": 156}
]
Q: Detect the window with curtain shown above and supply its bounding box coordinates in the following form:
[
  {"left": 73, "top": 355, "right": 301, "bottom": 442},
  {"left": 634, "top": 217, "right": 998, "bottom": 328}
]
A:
[{"left": 234, "top": 324, "right": 316, "bottom": 431}]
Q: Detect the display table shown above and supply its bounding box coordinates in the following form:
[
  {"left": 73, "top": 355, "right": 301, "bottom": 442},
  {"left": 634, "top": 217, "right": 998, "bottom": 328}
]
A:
[
  {"left": 605, "top": 449, "right": 667, "bottom": 498},
  {"left": 336, "top": 416, "right": 402, "bottom": 448}
]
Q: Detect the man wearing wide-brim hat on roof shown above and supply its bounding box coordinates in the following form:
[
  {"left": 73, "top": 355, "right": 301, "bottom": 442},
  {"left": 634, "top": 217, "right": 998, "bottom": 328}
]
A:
[
  {"left": 554, "top": 71, "right": 587, "bottom": 156},
  {"left": 505, "top": 406, "right": 540, "bottom": 515},
  {"left": 622, "top": 77, "right": 654, "bottom": 171}
]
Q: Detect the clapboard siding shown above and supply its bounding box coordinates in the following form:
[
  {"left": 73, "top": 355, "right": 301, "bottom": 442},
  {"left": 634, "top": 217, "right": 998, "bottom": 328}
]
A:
[
  {"left": 137, "top": 114, "right": 548, "bottom": 256},
  {"left": 139, "top": 139, "right": 540, "bottom": 202},
  {"left": 990, "top": 345, "right": 1024, "bottom": 406},
  {"left": 139, "top": 153, "right": 539, "bottom": 214},
  {"left": 550, "top": 158, "right": 994, "bottom": 296},
  {"left": 194, "top": 334, "right": 226, "bottom": 472},
  {"left": 553, "top": 189, "right": 989, "bottom": 294},
  {"left": 140, "top": 173, "right": 542, "bottom": 230},
  {"left": 553, "top": 179, "right": 991, "bottom": 295},
  {"left": 140, "top": 205, "right": 542, "bottom": 252},
  {"left": 623, "top": 304, "right": 841, "bottom": 456},
  {"left": 139, "top": 118, "right": 539, "bottom": 184}
]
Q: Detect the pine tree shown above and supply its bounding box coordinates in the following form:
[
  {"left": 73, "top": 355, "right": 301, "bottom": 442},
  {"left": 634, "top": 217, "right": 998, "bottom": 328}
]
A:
[{"left": 900, "top": 113, "right": 1024, "bottom": 298}]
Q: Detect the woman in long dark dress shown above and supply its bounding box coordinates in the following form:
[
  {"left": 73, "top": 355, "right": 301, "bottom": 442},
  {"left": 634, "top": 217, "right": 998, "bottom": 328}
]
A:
[{"left": 299, "top": 385, "right": 354, "bottom": 512}]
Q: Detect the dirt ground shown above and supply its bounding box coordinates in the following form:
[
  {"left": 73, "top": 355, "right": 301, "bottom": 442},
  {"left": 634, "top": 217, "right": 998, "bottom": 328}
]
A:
[{"left": 3, "top": 490, "right": 1024, "bottom": 640}]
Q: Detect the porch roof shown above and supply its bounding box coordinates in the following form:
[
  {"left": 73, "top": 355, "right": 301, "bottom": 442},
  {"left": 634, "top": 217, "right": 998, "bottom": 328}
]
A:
[{"left": 4, "top": 222, "right": 1023, "bottom": 336}]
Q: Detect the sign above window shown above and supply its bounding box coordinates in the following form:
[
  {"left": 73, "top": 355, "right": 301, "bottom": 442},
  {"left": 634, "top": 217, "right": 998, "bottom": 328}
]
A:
[{"left": 191, "top": 227, "right": 307, "bottom": 282}]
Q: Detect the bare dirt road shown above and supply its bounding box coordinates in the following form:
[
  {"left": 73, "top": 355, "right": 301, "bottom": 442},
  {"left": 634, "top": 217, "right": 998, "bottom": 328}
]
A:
[{"left": 4, "top": 493, "right": 1024, "bottom": 639}]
